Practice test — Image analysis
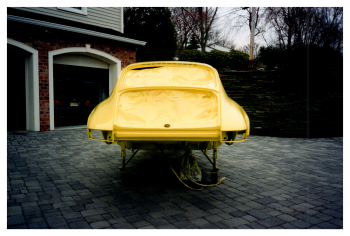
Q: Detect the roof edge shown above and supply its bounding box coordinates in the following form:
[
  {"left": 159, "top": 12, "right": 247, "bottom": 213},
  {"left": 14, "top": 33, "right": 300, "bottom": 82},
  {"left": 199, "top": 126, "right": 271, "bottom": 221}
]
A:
[{"left": 7, "top": 14, "right": 147, "bottom": 46}]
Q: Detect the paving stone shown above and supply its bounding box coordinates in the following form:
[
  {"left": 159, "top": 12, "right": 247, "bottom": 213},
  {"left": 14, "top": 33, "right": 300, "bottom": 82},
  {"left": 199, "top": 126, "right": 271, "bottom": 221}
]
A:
[
  {"left": 236, "top": 225, "right": 252, "bottom": 229},
  {"left": 277, "top": 214, "right": 297, "bottom": 222},
  {"left": 46, "top": 216, "right": 68, "bottom": 227},
  {"left": 258, "top": 217, "right": 285, "bottom": 228},
  {"left": 173, "top": 221, "right": 196, "bottom": 229},
  {"left": 314, "top": 213, "right": 334, "bottom": 221},
  {"left": 295, "top": 214, "right": 323, "bottom": 225},
  {"left": 112, "top": 222, "right": 135, "bottom": 229},
  {"left": 217, "top": 212, "right": 233, "bottom": 220},
  {"left": 108, "top": 217, "right": 126, "bottom": 225},
  {"left": 183, "top": 210, "right": 209, "bottom": 219},
  {"left": 321, "top": 209, "right": 343, "bottom": 218},
  {"left": 7, "top": 131, "right": 343, "bottom": 230},
  {"left": 53, "top": 201, "right": 77, "bottom": 209},
  {"left": 157, "top": 224, "right": 178, "bottom": 229},
  {"left": 124, "top": 214, "right": 144, "bottom": 223},
  {"left": 222, "top": 218, "right": 249, "bottom": 228},
  {"left": 229, "top": 211, "right": 247, "bottom": 217},
  {"left": 84, "top": 214, "right": 104, "bottom": 223},
  {"left": 149, "top": 211, "right": 165, "bottom": 219},
  {"left": 7, "top": 214, "right": 26, "bottom": 226},
  {"left": 172, "top": 214, "right": 189, "bottom": 222},
  {"left": 69, "top": 221, "right": 91, "bottom": 229},
  {"left": 246, "top": 210, "right": 270, "bottom": 220},
  {"left": 222, "top": 206, "right": 239, "bottom": 213},
  {"left": 22, "top": 206, "right": 41, "bottom": 216},
  {"left": 213, "top": 222, "right": 229, "bottom": 229},
  {"left": 242, "top": 214, "right": 258, "bottom": 222},
  {"left": 189, "top": 218, "right": 210, "bottom": 226},
  {"left": 255, "top": 197, "right": 278, "bottom": 205},
  {"left": 7, "top": 206, "right": 23, "bottom": 216},
  {"left": 278, "top": 206, "right": 295, "bottom": 213},
  {"left": 28, "top": 221, "right": 48, "bottom": 229},
  {"left": 131, "top": 220, "right": 151, "bottom": 228},
  {"left": 280, "top": 222, "right": 299, "bottom": 229},
  {"left": 246, "top": 221, "right": 266, "bottom": 229},
  {"left": 266, "top": 210, "right": 281, "bottom": 216},
  {"left": 163, "top": 215, "right": 177, "bottom": 224},
  {"left": 316, "top": 222, "right": 338, "bottom": 229},
  {"left": 8, "top": 224, "right": 28, "bottom": 229},
  {"left": 90, "top": 220, "right": 111, "bottom": 229},
  {"left": 327, "top": 218, "right": 343, "bottom": 228},
  {"left": 148, "top": 217, "right": 169, "bottom": 227},
  {"left": 245, "top": 201, "right": 266, "bottom": 209},
  {"left": 290, "top": 220, "right": 311, "bottom": 228},
  {"left": 43, "top": 210, "right": 62, "bottom": 219},
  {"left": 26, "top": 216, "right": 45, "bottom": 224},
  {"left": 81, "top": 208, "right": 107, "bottom": 217},
  {"left": 291, "top": 203, "right": 315, "bottom": 212},
  {"left": 137, "top": 225, "right": 156, "bottom": 229},
  {"left": 62, "top": 212, "right": 82, "bottom": 220},
  {"left": 204, "top": 214, "right": 223, "bottom": 223}
]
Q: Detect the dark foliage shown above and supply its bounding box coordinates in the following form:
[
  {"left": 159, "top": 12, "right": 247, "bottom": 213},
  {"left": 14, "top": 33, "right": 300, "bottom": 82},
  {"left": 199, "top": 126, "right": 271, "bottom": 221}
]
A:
[
  {"left": 178, "top": 49, "right": 206, "bottom": 63},
  {"left": 124, "top": 7, "right": 177, "bottom": 61},
  {"left": 228, "top": 50, "right": 250, "bottom": 70},
  {"left": 205, "top": 50, "right": 230, "bottom": 68},
  {"left": 185, "top": 36, "right": 200, "bottom": 50},
  {"left": 178, "top": 49, "right": 249, "bottom": 70}
]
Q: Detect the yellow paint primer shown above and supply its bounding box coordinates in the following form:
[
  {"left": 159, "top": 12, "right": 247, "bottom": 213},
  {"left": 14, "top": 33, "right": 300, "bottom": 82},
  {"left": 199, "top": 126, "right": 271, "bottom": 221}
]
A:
[
  {"left": 87, "top": 61, "right": 249, "bottom": 144},
  {"left": 121, "top": 66, "right": 217, "bottom": 89},
  {"left": 117, "top": 90, "right": 218, "bottom": 128}
]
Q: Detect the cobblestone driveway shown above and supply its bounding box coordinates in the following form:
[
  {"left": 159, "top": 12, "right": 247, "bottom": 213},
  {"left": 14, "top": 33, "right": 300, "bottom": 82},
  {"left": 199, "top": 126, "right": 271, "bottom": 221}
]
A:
[{"left": 7, "top": 128, "right": 343, "bottom": 229}]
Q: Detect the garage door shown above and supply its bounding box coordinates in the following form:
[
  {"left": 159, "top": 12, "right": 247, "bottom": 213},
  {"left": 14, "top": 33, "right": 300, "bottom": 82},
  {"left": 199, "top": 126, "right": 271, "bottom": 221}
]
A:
[
  {"left": 53, "top": 64, "right": 109, "bottom": 127},
  {"left": 7, "top": 45, "right": 27, "bottom": 130}
]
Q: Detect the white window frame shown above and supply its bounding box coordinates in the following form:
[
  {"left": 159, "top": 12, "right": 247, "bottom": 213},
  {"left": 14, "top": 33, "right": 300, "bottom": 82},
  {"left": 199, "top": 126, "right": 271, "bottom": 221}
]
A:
[{"left": 57, "top": 7, "right": 87, "bottom": 15}]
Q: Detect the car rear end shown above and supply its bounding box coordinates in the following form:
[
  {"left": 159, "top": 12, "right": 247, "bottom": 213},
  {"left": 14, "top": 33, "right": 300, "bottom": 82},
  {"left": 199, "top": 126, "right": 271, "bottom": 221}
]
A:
[{"left": 87, "top": 62, "right": 249, "bottom": 146}]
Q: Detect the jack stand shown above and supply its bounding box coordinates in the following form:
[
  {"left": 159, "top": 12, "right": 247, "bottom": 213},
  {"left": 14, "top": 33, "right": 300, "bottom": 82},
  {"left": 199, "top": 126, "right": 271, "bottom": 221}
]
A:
[
  {"left": 210, "top": 143, "right": 219, "bottom": 183},
  {"left": 119, "top": 141, "right": 139, "bottom": 173},
  {"left": 201, "top": 142, "right": 219, "bottom": 183}
]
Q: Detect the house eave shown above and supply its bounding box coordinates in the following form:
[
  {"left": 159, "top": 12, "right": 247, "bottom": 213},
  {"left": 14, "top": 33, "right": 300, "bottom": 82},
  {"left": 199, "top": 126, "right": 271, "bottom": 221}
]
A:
[{"left": 7, "top": 14, "right": 147, "bottom": 46}]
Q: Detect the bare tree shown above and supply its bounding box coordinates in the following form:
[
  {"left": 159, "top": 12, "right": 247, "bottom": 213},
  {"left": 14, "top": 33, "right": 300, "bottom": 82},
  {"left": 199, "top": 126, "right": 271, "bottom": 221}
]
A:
[
  {"left": 236, "top": 43, "right": 261, "bottom": 57},
  {"left": 179, "top": 7, "right": 219, "bottom": 53},
  {"left": 265, "top": 7, "right": 343, "bottom": 51},
  {"left": 207, "top": 29, "right": 236, "bottom": 49},
  {"left": 242, "top": 7, "right": 266, "bottom": 36},
  {"left": 170, "top": 7, "right": 195, "bottom": 56},
  {"left": 220, "top": 7, "right": 267, "bottom": 40}
]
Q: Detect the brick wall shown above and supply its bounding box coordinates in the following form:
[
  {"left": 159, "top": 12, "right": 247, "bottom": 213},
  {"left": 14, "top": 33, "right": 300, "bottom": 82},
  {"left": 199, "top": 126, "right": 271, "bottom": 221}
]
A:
[
  {"left": 220, "top": 70, "right": 343, "bottom": 138},
  {"left": 8, "top": 22, "right": 137, "bottom": 131}
]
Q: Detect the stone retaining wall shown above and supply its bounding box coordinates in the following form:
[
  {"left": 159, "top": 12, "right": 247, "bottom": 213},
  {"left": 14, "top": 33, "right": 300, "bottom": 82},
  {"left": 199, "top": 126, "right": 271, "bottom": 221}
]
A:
[{"left": 219, "top": 70, "right": 343, "bottom": 138}]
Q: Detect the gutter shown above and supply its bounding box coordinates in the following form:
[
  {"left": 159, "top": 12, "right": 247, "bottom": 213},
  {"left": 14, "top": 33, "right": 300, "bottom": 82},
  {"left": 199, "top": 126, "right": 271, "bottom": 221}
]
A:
[{"left": 7, "top": 15, "right": 147, "bottom": 46}]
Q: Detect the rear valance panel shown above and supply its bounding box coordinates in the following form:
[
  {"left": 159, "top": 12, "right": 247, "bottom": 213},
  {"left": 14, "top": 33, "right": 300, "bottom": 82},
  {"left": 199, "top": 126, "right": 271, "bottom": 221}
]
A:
[{"left": 116, "top": 90, "right": 219, "bottom": 128}]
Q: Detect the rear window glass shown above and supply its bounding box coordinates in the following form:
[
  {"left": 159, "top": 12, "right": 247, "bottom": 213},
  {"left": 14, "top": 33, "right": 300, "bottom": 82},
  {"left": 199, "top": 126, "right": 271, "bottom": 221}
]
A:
[{"left": 121, "top": 66, "right": 217, "bottom": 89}]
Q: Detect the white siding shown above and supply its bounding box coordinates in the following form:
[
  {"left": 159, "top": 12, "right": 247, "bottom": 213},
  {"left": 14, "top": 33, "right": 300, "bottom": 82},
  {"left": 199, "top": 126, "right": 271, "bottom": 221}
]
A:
[{"left": 13, "top": 7, "right": 123, "bottom": 33}]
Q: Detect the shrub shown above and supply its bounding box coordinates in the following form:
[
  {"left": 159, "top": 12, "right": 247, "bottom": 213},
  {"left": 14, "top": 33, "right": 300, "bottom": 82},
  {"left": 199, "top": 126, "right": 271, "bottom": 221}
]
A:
[
  {"left": 228, "top": 50, "right": 249, "bottom": 70},
  {"left": 256, "top": 46, "right": 282, "bottom": 69},
  {"left": 179, "top": 48, "right": 250, "bottom": 70},
  {"left": 178, "top": 49, "right": 206, "bottom": 63},
  {"left": 205, "top": 50, "right": 230, "bottom": 69}
]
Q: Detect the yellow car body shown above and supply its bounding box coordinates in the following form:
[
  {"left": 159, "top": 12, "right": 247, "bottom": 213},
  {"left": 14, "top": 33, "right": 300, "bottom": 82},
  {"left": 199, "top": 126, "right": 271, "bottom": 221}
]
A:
[{"left": 87, "top": 61, "right": 249, "bottom": 146}]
